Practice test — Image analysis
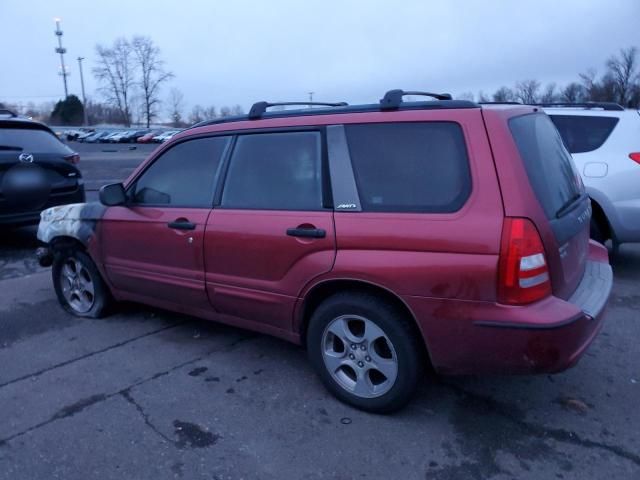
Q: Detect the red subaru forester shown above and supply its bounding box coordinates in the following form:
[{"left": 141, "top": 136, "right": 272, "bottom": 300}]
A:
[{"left": 37, "top": 90, "right": 613, "bottom": 412}]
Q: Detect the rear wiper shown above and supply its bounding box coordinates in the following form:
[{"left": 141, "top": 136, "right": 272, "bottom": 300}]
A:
[
  {"left": 0, "top": 145, "right": 23, "bottom": 151},
  {"left": 556, "top": 192, "right": 587, "bottom": 218}
]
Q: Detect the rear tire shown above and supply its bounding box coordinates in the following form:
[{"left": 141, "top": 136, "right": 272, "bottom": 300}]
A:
[
  {"left": 52, "top": 248, "right": 111, "bottom": 318},
  {"left": 307, "top": 292, "right": 423, "bottom": 413}
]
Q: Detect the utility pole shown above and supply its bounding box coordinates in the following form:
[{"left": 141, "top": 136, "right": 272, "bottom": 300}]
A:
[
  {"left": 54, "top": 18, "right": 69, "bottom": 98},
  {"left": 308, "top": 91, "right": 314, "bottom": 105},
  {"left": 77, "top": 56, "right": 89, "bottom": 125}
]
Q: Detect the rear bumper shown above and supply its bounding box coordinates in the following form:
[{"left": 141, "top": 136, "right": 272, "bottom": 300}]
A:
[
  {"left": 406, "top": 241, "right": 612, "bottom": 375},
  {"left": 0, "top": 187, "right": 85, "bottom": 226}
]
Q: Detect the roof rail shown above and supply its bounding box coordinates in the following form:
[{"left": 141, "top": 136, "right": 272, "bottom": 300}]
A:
[
  {"left": 533, "top": 102, "right": 624, "bottom": 111},
  {"left": 380, "top": 89, "right": 452, "bottom": 110},
  {"left": 0, "top": 109, "right": 18, "bottom": 117},
  {"left": 478, "top": 101, "right": 522, "bottom": 105},
  {"left": 248, "top": 101, "right": 348, "bottom": 120}
]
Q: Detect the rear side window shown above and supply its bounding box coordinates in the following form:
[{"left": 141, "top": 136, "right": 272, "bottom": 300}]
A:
[
  {"left": 131, "top": 136, "right": 230, "bottom": 207},
  {"left": 510, "top": 113, "right": 583, "bottom": 219},
  {"left": 221, "top": 131, "right": 323, "bottom": 210},
  {"left": 344, "top": 122, "right": 471, "bottom": 213},
  {"left": 0, "top": 128, "right": 71, "bottom": 154},
  {"left": 549, "top": 115, "right": 619, "bottom": 153}
]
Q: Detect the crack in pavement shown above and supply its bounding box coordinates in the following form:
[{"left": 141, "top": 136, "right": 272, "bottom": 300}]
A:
[
  {"left": 443, "top": 381, "right": 640, "bottom": 468},
  {"left": 0, "top": 335, "right": 256, "bottom": 447},
  {"left": 120, "top": 389, "right": 175, "bottom": 445},
  {"left": 0, "top": 322, "right": 184, "bottom": 390}
]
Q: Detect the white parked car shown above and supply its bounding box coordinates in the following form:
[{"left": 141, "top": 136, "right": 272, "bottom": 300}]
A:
[
  {"left": 152, "top": 130, "right": 180, "bottom": 143},
  {"left": 543, "top": 103, "right": 640, "bottom": 247}
]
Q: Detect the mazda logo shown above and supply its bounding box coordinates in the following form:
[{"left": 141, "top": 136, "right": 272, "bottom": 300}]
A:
[{"left": 19, "top": 153, "right": 34, "bottom": 163}]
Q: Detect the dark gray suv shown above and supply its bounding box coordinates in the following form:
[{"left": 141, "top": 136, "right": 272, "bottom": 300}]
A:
[{"left": 0, "top": 110, "right": 85, "bottom": 227}]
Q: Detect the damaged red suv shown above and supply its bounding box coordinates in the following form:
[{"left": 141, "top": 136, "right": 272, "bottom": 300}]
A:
[{"left": 37, "top": 90, "right": 613, "bottom": 412}]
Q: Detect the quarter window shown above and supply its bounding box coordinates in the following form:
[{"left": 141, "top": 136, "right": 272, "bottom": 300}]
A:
[
  {"left": 131, "top": 136, "right": 230, "bottom": 207},
  {"left": 549, "top": 115, "right": 619, "bottom": 153},
  {"left": 345, "top": 122, "right": 471, "bottom": 213},
  {"left": 221, "top": 131, "right": 323, "bottom": 210}
]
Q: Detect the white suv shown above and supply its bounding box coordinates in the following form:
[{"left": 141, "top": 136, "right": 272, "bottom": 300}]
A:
[{"left": 543, "top": 103, "right": 640, "bottom": 247}]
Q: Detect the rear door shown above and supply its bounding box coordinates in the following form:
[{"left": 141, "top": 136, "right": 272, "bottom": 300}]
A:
[
  {"left": 204, "top": 129, "right": 336, "bottom": 333},
  {"left": 506, "top": 112, "right": 591, "bottom": 299}
]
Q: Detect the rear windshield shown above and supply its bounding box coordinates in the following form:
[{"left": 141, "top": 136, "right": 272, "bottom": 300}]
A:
[
  {"left": 509, "top": 113, "right": 584, "bottom": 219},
  {"left": 549, "top": 115, "right": 619, "bottom": 153},
  {"left": 0, "top": 128, "right": 72, "bottom": 154}
]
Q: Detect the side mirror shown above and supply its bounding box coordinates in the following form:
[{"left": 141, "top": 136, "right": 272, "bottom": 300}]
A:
[{"left": 99, "top": 182, "right": 127, "bottom": 206}]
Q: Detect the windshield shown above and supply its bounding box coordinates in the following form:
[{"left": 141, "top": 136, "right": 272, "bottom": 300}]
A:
[{"left": 509, "top": 113, "right": 584, "bottom": 219}]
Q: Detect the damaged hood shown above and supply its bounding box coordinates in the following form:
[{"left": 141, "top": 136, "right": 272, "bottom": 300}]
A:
[{"left": 37, "top": 202, "right": 107, "bottom": 246}]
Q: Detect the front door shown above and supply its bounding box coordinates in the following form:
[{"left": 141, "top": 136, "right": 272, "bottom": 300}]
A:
[
  {"left": 101, "top": 135, "right": 231, "bottom": 310},
  {"left": 204, "top": 130, "right": 336, "bottom": 333}
]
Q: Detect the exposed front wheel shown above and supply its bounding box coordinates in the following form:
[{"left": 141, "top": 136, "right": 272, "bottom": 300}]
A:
[
  {"left": 52, "top": 248, "right": 111, "bottom": 318},
  {"left": 307, "top": 293, "right": 423, "bottom": 413}
]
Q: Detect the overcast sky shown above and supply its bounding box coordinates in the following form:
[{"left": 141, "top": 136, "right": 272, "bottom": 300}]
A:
[{"left": 2, "top": 0, "right": 639, "bottom": 113}]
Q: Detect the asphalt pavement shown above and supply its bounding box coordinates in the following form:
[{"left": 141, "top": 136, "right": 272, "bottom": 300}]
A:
[{"left": 0, "top": 142, "right": 638, "bottom": 479}]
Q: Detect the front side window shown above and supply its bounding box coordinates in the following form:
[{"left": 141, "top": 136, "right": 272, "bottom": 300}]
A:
[
  {"left": 221, "top": 131, "right": 323, "bottom": 210},
  {"left": 131, "top": 136, "right": 230, "bottom": 207},
  {"left": 345, "top": 122, "right": 472, "bottom": 213}
]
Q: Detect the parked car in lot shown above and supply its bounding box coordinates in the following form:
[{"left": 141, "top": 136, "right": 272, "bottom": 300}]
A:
[
  {"left": 36, "top": 90, "right": 612, "bottom": 412},
  {"left": 63, "top": 128, "right": 94, "bottom": 141},
  {"left": 83, "top": 131, "right": 111, "bottom": 143},
  {"left": 75, "top": 130, "right": 95, "bottom": 142},
  {"left": 118, "top": 129, "right": 150, "bottom": 143},
  {"left": 100, "top": 131, "right": 125, "bottom": 143},
  {"left": 0, "top": 111, "right": 84, "bottom": 227},
  {"left": 152, "top": 130, "right": 180, "bottom": 143},
  {"left": 137, "top": 130, "right": 163, "bottom": 143},
  {"left": 541, "top": 103, "right": 640, "bottom": 247}
]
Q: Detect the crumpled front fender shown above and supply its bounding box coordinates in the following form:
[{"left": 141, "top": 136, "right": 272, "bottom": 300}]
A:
[{"left": 37, "top": 202, "right": 107, "bottom": 247}]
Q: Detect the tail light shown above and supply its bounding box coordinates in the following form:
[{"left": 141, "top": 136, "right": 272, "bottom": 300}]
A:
[
  {"left": 497, "top": 217, "right": 551, "bottom": 305},
  {"left": 64, "top": 153, "right": 80, "bottom": 165},
  {"left": 629, "top": 153, "right": 640, "bottom": 165}
]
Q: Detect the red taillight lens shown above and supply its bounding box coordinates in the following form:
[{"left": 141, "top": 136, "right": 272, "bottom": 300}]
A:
[
  {"left": 629, "top": 153, "right": 640, "bottom": 164},
  {"left": 64, "top": 153, "right": 80, "bottom": 164},
  {"left": 497, "top": 217, "right": 551, "bottom": 305}
]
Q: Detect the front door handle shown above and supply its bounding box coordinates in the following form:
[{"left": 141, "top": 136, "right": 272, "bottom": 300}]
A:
[
  {"left": 168, "top": 218, "right": 196, "bottom": 230},
  {"left": 286, "top": 227, "right": 326, "bottom": 238}
]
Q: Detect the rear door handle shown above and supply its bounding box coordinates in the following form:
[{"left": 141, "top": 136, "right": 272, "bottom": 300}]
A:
[
  {"left": 168, "top": 219, "right": 196, "bottom": 230},
  {"left": 286, "top": 227, "right": 326, "bottom": 238}
]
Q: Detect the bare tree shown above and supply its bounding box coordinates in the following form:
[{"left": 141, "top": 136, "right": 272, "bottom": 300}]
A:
[
  {"left": 477, "top": 90, "right": 490, "bottom": 102},
  {"left": 203, "top": 105, "right": 217, "bottom": 120},
  {"left": 189, "top": 104, "right": 204, "bottom": 124},
  {"left": 539, "top": 83, "right": 558, "bottom": 103},
  {"left": 219, "top": 106, "right": 231, "bottom": 117},
  {"left": 132, "top": 36, "right": 174, "bottom": 127},
  {"left": 579, "top": 68, "right": 600, "bottom": 100},
  {"left": 492, "top": 86, "right": 515, "bottom": 102},
  {"left": 561, "top": 82, "right": 585, "bottom": 102},
  {"left": 93, "top": 38, "right": 136, "bottom": 126},
  {"left": 515, "top": 79, "right": 541, "bottom": 104},
  {"left": 457, "top": 91, "right": 474, "bottom": 101},
  {"left": 231, "top": 104, "right": 244, "bottom": 115},
  {"left": 606, "top": 46, "right": 639, "bottom": 106},
  {"left": 168, "top": 88, "right": 184, "bottom": 127}
]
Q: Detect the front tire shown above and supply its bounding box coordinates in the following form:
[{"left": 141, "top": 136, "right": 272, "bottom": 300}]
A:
[
  {"left": 52, "top": 248, "right": 111, "bottom": 318},
  {"left": 307, "top": 292, "right": 423, "bottom": 413}
]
